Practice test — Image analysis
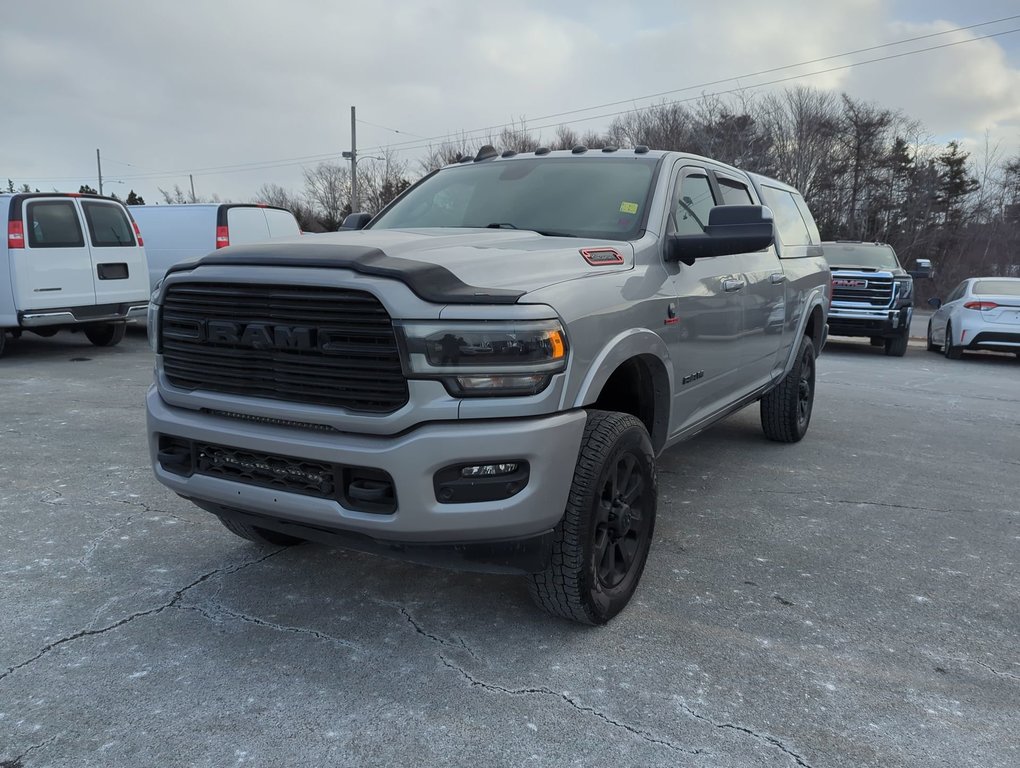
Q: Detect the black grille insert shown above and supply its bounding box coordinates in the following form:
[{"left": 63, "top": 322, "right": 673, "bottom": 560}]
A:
[
  {"left": 157, "top": 435, "right": 396, "bottom": 514},
  {"left": 160, "top": 283, "right": 408, "bottom": 413}
]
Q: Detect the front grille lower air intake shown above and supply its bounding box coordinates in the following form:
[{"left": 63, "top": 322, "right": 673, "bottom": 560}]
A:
[{"left": 160, "top": 283, "right": 409, "bottom": 413}]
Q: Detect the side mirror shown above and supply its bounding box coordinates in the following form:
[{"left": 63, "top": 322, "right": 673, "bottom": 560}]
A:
[
  {"left": 908, "top": 258, "right": 933, "bottom": 280},
  {"left": 927, "top": 297, "right": 942, "bottom": 309},
  {"left": 666, "top": 205, "right": 775, "bottom": 266},
  {"left": 339, "top": 212, "right": 372, "bottom": 231}
]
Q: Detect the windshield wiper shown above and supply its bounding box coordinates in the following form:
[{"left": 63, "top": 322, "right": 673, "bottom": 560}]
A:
[
  {"left": 480, "top": 222, "right": 577, "bottom": 237},
  {"left": 484, "top": 222, "right": 519, "bottom": 230}
]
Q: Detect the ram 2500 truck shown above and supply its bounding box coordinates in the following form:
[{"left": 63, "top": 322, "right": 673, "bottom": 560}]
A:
[
  {"left": 146, "top": 147, "right": 829, "bottom": 624},
  {"left": 822, "top": 240, "right": 932, "bottom": 356}
]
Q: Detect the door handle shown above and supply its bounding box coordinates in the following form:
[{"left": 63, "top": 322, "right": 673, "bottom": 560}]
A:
[
  {"left": 722, "top": 278, "right": 745, "bottom": 292},
  {"left": 769, "top": 273, "right": 786, "bottom": 284}
]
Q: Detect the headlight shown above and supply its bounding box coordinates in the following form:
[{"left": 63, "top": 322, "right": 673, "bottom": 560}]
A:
[
  {"left": 396, "top": 319, "right": 568, "bottom": 396},
  {"left": 147, "top": 279, "right": 162, "bottom": 352},
  {"left": 896, "top": 279, "right": 913, "bottom": 300}
]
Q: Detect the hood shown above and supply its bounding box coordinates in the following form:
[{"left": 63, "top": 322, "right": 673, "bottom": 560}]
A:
[{"left": 278, "top": 228, "right": 634, "bottom": 294}]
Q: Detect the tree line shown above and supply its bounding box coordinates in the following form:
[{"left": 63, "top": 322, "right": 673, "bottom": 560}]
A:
[{"left": 7, "top": 86, "right": 1017, "bottom": 296}]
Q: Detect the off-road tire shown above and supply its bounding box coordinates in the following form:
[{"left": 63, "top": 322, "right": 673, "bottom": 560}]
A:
[
  {"left": 528, "top": 410, "right": 657, "bottom": 625},
  {"left": 0, "top": 331, "right": 6, "bottom": 358},
  {"left": 884, "top": 330, "right": 909, "bottom": 357},
  {"left": 943, "top": 322, "right": 963, "bottom": 360},
  {"left": 760, "top": 334, "right": 815, "bottom": 443},
  {"left": 216, "top": 515, "right": 305, "bottom": 546},
  {"left": 84, "top": 322, "right": 126, "bottom": 347},
  {"left": 926, "top": 321, "right": 939, "bottom": 352}
]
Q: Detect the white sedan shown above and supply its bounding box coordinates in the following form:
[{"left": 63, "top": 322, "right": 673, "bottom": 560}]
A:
[{"left": 927, "top": 277, "right": 1020, "bottom": 359}]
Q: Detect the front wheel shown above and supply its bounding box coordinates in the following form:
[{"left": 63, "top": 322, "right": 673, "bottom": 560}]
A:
[
  {"left": 528, "top": 410, "right": 657, "bottom": 625},
  {"left": 0, "top": 331, "right": 6, "bottom": 358},
  {"left": 926, "top": 321, "right": 939, "bottom": 352},
  {"left": 84, "top": 322, "right": 126, "bottom": 347},
  {"left": 760, "top": 334, "right": 815, "bottom": 443},
  {"left": 884, "top": 330, "right": 909, "bottom": 357}
]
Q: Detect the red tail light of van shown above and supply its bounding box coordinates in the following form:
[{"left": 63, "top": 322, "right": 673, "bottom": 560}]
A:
[
  {"left": 131, "top": 219, "right": 144, "bottom": 246},
  {"left": 7, "top": 219, "right": 25, "bottom": 249},
  {"left": 215, "top": 226, "right": 230, "bottom": 248}
]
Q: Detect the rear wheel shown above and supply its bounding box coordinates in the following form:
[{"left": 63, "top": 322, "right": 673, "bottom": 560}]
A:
[
  {"left": 528, "top": 410, "right": 657, "bottom": 625},
  {"left": 84, "top": 322, "right": 126, "bottom": 347},
  {"left": 884, "top": 330, "right": 909, "bottom": 357},
  {"left": 761, "top": 334, "right": 815, "bottom": 443},
  {"left": 216, "top": 515, "right": 305, "bottom": 546},
  {"left": 943, "top": 322, "right": 963, "bottom": 360}
]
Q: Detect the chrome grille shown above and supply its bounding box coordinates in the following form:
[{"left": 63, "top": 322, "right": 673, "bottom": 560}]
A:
[{"left": 831, "top": 272, "right": 895, "bottom": 308}]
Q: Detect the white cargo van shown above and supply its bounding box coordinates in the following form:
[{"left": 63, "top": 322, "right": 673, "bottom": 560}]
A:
[
  {"left": 1, "top": 193, "right": 150, "bottom": 357},
  {"left": 130, "top": 204, "right": 302, "bottom": 291}
]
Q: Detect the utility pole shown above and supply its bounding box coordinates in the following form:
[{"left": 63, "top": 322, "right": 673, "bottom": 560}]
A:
[
  {"left": 189, "top": 174, "right": 196, "bottom": 203},
  {"left": 96, "top": 148, "right": 103, "bottom": 195},
  {"left": 350, "top": 106, "right": 358, "bottom": 213}
]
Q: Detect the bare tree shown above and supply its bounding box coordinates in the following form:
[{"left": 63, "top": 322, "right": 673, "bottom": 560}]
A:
[
  {"left": 303, "top": 162, "right": 350, "bottom": 231},
  {"left": 253, "top": 183, "right": 320, "bottom": 231},
  {"left": 420, "top": 134, "right": 477, "bottom": 174}
]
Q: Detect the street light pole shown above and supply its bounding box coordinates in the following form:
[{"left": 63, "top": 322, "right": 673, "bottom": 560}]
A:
[{"left": 97, "top": 148, "right": 103, "bottom": 195}]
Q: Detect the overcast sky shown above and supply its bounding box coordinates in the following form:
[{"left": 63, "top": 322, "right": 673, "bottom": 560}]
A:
[{"left": 3, "top": 0, "right": 1019, "bottom": 205}]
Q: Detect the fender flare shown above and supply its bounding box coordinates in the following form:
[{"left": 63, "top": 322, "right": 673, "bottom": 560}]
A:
[{"left": 780, "top": 291, "right": 827, "bottom": 375}]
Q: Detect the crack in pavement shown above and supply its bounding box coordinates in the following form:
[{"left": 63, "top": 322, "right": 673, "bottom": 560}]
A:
[
  {"left": 440, "top": 656, "right": 705, "bottom": 757},
  {"left": 938, "top": 657, "right": 1020, "bottom": 683},
  {"left": 78, "top": 516, "right": 135, "bottom": 571},
  {"left": 4, "top": 735, "right": 58, "bottom": 767},
  {"left": 0, "top": 549, "right": 286, "bottom": 685},
  {"left": 398, "top": 607, "right": 481, "bottom": 662},
  {"left": 673, "top": 700, "right": 813, "bottom": 767},
  {"left": 182, "top": 602, "right": 362, "bottom": 653}
]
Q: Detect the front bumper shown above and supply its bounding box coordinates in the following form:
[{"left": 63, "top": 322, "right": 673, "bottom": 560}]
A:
[
  {"left": 147, "top": 386, "right": 586, "bottom": 547},
  {"left": 827, "top": 306, "right": 911, "bottom": 338},
  {"left": 19, "top": 301, "right": 148, "bottom": 328}
]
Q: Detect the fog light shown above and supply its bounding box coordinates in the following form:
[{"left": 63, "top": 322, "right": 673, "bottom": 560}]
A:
[
  {"left": 434, "top": 461, "right": 530, "bottom": 504},
  {"left": 461, "top": 463, "right": 519, "bottom": 477}
]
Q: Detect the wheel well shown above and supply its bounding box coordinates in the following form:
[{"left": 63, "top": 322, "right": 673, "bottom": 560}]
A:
[
  {"left": 591, "top": 354, "right": 669, "bottom": 454},
  {"left": 805, "top": 305, "right": 824, "bottom": 350}
]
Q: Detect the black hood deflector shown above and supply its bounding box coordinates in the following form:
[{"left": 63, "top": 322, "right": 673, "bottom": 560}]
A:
[{"left": 164, "top": 242, "right": 525, "bottom": 304}]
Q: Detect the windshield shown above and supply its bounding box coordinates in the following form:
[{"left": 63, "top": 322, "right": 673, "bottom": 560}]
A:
[
  {"left": 823, "top": 243, "right": 900, "bottom": 269},
  {"left": 369, "top": 156, "right": 659, "bottom": 240}
]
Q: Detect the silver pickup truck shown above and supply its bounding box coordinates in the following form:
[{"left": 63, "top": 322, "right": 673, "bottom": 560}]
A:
[{"left": 146, "top": 147, "right": 829, "bottom": 624}]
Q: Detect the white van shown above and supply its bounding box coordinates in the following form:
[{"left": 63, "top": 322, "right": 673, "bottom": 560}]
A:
[
  {"left": 130, "top": 204, "right": 302, "bottom": 291},
  {"left": 1, "top": 193, "right": 150, "bottom": 357}
]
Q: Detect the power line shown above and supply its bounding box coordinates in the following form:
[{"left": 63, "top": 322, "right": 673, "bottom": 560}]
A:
[
  {"left": 359, "top": 24, "right": 1020, "bottom": 156},
  {"left": 15, "top": 17, "right": 1020, "bottom": 184},
  {"left": 355, "top": 117, "right": 427, "bottom": 140},
  {"left": 361, "top": 13, "right": 1020, "bottom": 152}
]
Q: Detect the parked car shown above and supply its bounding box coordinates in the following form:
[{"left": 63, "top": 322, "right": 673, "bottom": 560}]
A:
[
  {"left": 0, "top": 192, "right": 149, "bottom": 357},
  {"left": 926, "top": 277, "right": 1020, "bottom": 359},
  {"left": 130, "top": 203, "right": 301, "bottom": 291}
]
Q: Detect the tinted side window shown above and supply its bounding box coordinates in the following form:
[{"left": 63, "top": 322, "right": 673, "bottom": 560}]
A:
[
  {"left": 82, "top": 201, "right": 135, "bottom": 247},
  {"left": 26, "top": 200, "right": 85, "bottom": 248},
  {"left": 674, "top": 174, "right": 715, "bottom": 235},
  {"left": 946, "top": 283, "right": 967, "bottom": 303},
  {"left": 759, "top": 186, "right": 810, "bottom": 246},
  {"left": 718, "top": 178, "right": 754, "bottom": 205}
]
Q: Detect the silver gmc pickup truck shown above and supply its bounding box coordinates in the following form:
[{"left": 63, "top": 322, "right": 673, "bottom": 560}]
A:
[{"left": 146, "top": 147, "right": 829, "bottom": 624}]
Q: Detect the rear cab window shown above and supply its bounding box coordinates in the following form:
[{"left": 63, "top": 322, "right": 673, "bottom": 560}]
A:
[
  {"left": 26, "top": 200, "right": 85, "bottom": 248},
  {"left": 81, "top": 201, "right": 136, "bottom": 247}
]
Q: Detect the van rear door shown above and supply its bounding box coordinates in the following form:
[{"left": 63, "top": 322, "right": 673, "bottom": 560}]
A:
[
  {"left": 264, "top": 207, "right": 301, "bottom": 238},
  {"left": 225, "top": 206, "right": 271, "bottom": 245},
  {"left": 79, "top": 199, "right": 149, "bottom": 303},
  {"left": 11, "top": 197, "right": 96, "bottom": 311}
]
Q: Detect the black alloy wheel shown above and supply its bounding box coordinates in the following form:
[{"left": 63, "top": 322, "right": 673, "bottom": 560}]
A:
[{"left": 593, "top": 451, "right": 652, "bottom": 590}]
